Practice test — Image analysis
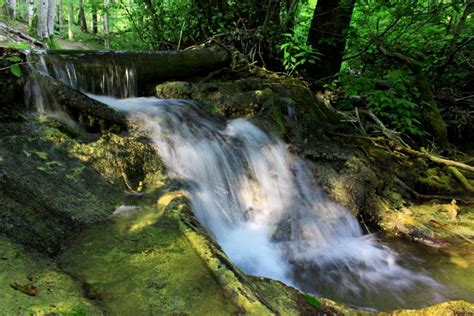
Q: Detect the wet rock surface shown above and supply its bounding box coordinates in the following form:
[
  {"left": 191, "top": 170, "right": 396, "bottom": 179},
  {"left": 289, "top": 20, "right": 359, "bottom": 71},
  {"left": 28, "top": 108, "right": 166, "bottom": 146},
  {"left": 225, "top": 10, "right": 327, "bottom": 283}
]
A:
[{"left": 0, "top": 49, "right": 473, "bottom": 313}]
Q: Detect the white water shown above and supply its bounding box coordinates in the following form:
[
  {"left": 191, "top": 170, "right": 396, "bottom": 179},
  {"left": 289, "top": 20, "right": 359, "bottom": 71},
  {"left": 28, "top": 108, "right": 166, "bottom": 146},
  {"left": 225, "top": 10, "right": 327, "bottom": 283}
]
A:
[
  {"left": 90, "top": 95, "right": 443, "bottom": 308},
  {"left": 24, "top": 51, "right": 445, "bottom": 309},
  {"left": 26, "top": 50, "right": 137, "bottom": 100}
]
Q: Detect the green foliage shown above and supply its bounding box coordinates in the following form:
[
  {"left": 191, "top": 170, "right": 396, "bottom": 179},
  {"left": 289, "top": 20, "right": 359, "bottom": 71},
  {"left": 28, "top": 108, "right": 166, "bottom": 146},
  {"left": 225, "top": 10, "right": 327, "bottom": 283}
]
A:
[
  {"left": 279, "top": 33, "right": 319, "bottom": 75},
  {"left": 341, "top": 69, "right": 426, "bottom": 136},
  {"left": 339, "top": 0, "right": 473, "bottom": 140},
  {"left": 304, "top": 294, "right": 321, "bottom": 309}
]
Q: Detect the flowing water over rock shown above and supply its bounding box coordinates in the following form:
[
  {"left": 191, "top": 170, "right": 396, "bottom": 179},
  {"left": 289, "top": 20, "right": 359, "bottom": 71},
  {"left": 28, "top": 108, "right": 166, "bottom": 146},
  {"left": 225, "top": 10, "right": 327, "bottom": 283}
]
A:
[
  {"left": 25, "top": 51, "right": 470, "bottom": 311},
  {"left": 89, "top": 95, "right": 445, "bottom": 310},
  {"left": 26, "top": 50, "right": 137, "bottom": 101}
]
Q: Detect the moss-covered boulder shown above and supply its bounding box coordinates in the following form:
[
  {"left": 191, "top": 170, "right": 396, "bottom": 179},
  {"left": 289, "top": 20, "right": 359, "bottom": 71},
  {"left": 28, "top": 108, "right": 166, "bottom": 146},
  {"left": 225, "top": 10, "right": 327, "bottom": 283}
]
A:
[
  {"left": 0, "top": 235, "right": 100, "bottom": 315},
  {"left": 0, "top": 122, "right": 123, "bottom": 255},
  {"left": 155, "top": 78, "right": 342, "bottom": 139}
]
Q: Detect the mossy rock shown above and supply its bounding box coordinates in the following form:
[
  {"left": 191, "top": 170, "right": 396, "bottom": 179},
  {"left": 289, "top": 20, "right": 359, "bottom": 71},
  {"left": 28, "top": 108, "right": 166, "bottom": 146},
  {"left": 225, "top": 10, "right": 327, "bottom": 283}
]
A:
[
  {"left": 68, "top": 132, "right": 166, "bottom": 192},
  {"left": 58, "top": 195, "right": 238, "bottom": 315},
  {"left": 0, "top": 235, "right": 100, "bottom": 315},
  {"left": 0, "top": 122, "right": 123, "bottom": 254},
  {"left": 155, "top": 78, "right": 341, "bottom": 140},
  {"left": 380, "top": 300, "right": 474, "bottom": 315}
]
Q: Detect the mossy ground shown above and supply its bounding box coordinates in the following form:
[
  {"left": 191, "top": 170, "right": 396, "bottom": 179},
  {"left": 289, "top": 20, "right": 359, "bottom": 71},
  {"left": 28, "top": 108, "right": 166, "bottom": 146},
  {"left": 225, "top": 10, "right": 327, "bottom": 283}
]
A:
[
  {"left": 0, "top": 235, "right": 101, "bottom": 315},
  {"left": 57, "top": 197, "right": 237, "bottom": 315}
]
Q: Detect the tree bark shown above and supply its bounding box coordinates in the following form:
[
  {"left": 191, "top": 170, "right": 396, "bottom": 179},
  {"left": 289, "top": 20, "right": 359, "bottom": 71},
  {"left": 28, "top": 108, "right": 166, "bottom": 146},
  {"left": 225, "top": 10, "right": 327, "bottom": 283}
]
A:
[
  {"left": 46, "top": 47, "right": 231, "bottom": 84},
  {"left": 37, "top": 0, "right": 49, "bottom": 39},
  {"left": 67, "top": 0, "right": 73, "bottom": 40},
  {"left": 7, "top": 0, "right": 17, "bottom": 19},
  {"left": 27, "top": 0, "right": 34, "bottom": 26},
  {"left": 91, "top": 5, "right": 98, "bottom": 34},
  {"left": 57, "top": 0, "right": 62, "bottom": 31},
  {"left": 47, "top": 0, "right": 56, "bottom": 36},
  {"left": 306, "top": 0, "right": 356, "bottom": 82},
  {"left": 103, "top": 0, "right": 110, "bottom": 49},
  {"left": 78, "top": 0, "right": 88, "bottom": 32}
]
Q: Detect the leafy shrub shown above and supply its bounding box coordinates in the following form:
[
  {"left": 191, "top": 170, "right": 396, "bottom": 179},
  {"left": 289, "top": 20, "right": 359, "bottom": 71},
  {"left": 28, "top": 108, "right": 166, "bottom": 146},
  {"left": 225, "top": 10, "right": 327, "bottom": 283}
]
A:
[{"left": 341, "top": 69, "right": 427, "bottom": 137}]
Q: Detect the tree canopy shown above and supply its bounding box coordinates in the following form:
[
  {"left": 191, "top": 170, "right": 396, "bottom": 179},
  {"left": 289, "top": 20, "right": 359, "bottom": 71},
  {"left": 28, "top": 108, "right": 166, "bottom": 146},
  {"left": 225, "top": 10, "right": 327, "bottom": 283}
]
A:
[{"left": 1, "top": 0, "right": 473, "bottom": 147}]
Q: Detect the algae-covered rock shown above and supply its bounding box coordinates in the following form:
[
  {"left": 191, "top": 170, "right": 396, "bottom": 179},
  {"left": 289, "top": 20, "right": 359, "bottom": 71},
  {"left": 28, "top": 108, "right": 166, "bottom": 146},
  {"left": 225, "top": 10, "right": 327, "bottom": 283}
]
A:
[
  {"left": 155, "top": 78, "right": 341, "bottom": 139},
  {"left": 58, "top": 193, "right": 238, "bottom": 315},
  {"left": 68, "top": 132, "right": 166, "bottom": 192},
  {"left": 0, "top": 122, "right": 123, "bottom": 254},
  {"left": 381, "top": 300, "right": 474, "bottom": 315},
  {"left": 0, "top": 235, "right": 100, "bottom": 315}
]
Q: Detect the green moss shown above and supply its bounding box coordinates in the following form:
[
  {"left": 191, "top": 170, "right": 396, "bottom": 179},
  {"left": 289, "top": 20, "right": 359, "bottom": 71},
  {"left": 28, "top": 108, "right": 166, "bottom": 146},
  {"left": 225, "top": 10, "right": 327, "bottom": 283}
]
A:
[
  {"left": 380, "top": 300, "right": 474, "bottom": 315},
  {"left": 0, "top": 235, "right": 100, "bottom": 315},
  {"left": 268, "top": 105, "right": 286, "bottom": 135},
  {"left": 58, "top": 195, "right": 236, "bottom": 315}
]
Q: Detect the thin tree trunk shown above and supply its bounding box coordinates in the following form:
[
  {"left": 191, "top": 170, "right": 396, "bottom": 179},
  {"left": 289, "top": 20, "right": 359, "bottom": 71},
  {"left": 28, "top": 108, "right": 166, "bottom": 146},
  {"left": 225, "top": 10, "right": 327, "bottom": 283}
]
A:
[
  {"left": 47, "top": 0, "right": 56, "bottom": 36},
  {"left": 67, "top": 0, "right": 73, "bottom": 40},
  {"left": 103, "top": 0, "right": 110, "bottom": 49},
  {"left": 57, "top": 0, "right": 62, "bottom": 31},
  {"left": 92, "top": 5, "right": 98, "bottom": 33},
  {"left": 7, "top": 0, "right": 17, "bottom": 19},
  {"left": 37, "top": 0, "right": 49, "bottom": 39},
  {"left": 79, "top": 0, "right": 88, "bottom": 32},
  {"left": 27, "top": 0, "right": 34, "bottom": 26}
]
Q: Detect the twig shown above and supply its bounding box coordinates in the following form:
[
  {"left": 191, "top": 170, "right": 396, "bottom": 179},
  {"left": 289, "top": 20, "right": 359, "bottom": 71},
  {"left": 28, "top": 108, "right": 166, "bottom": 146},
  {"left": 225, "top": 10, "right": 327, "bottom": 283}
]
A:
[
  {"left": 177, "top": 21, "right": 186, "bottom": 51},
  {"left": 0, "top": 61, "right": 28, "bottom": 71}
]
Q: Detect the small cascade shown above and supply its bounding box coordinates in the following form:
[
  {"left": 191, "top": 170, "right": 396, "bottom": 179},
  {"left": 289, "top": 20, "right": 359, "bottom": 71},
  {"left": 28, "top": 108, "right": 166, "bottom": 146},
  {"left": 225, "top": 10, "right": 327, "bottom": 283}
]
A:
[
  {"left": 90, "top": 95, "right": 444, "bottom": 310},
  {"left": 26, "top": 50, "right": 137, "bottom": 101},
  {"left": 22, "top": 49, "right": 453, "bottom": 310}
]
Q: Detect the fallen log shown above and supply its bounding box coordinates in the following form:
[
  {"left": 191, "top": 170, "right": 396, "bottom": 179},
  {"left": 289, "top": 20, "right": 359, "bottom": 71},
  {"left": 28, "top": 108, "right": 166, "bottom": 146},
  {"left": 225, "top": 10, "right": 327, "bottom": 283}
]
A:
[
  {"left": 45, "top": 46, "right": 231, "bottom": 84},
  {"left": 29, "top": 71, "right": 129, "bottom": 130}
]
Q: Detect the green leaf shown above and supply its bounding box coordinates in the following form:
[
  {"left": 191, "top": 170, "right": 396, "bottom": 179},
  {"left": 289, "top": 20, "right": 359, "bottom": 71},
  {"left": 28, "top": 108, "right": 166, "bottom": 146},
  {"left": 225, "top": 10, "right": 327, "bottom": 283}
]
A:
[
  {"left": 34, "top": 151, "right": 49, "bottom": 160},
  {"left": 7, "top": 56, "right": 22, "bottom": 63},
  {"left": 304, "top": 294, "right": 321, "bottom": 309},
  {"left": 10, "top": 64, "right": 21, "bottom": 78}
]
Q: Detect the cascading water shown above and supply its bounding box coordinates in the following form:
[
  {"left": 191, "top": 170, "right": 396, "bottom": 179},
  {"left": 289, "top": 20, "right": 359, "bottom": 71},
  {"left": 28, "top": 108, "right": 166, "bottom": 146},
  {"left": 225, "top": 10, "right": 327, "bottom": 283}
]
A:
[
  {"left": 25, "top": 50, "right": 454, "bottom": 311},
  {"left": 89, "top": 95, "right": 444, "bottom": 310},
  {"left": 26, "top": 50, "right": 137, "bottom": 101}
]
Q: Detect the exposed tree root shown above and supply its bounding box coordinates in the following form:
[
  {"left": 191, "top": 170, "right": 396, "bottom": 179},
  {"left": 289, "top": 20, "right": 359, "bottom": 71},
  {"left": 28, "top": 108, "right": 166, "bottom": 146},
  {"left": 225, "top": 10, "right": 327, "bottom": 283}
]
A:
[
  {"left": 388, "top": 142, "right": 474, "bottom": 173},
  {"left": 394, "top": 177, "right": 474, "bottom": 205},
  {"left": 447, "top": 166, "right": 474, "bottom": 193}
]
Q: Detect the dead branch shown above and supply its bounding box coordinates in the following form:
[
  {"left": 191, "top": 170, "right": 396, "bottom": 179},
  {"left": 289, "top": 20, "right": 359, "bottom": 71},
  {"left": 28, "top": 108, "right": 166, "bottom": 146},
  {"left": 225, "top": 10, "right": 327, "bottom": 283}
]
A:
[{"left": 388, "top": 142, "right": 474, "bottom": 173}]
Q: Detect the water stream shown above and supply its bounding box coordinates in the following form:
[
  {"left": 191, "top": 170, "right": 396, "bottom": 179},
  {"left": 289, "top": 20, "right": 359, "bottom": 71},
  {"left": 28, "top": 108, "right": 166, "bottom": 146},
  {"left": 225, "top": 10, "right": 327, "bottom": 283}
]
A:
[{"left": 25, "top": 51, "right": 473, "bottom": 311}]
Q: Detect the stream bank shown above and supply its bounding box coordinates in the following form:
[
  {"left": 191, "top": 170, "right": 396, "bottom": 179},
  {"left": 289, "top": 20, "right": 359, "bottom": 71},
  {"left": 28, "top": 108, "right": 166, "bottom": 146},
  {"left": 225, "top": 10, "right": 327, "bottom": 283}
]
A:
[{"left": 1, "top": 40, "right": 473, "bottom": 314}]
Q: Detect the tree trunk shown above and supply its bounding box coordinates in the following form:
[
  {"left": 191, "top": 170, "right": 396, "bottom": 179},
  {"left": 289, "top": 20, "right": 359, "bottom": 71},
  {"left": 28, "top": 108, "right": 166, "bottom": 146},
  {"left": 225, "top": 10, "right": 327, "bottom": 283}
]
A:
[
  {"left": 27, "top": 0, "right": 34, "bottom": 26},
  {"left": 47, "top": 0, "right": 56, "bottom": 36},
  {"left": 103, "top": 0, "right": 110, "bottom": 49},
  {"left": 412, "top": 69, "right": 449, "bottom": 147},
  {"left": 46, "top": 47, "right": 231, "bottom": 84},
  {"left": 372, "top": 36, "right": 449, "bottom": 147},
  {"left": 91, "top": 5, "right": 98, "bottom": 34},
  {"left": 57, "top": 0, "right": 62, "bottom": 31},
  {"left": 67, "top": 0, "right": 73, "bottom": 40},
  {"left": 37, "top": 0, "right": 49, "bottom": 39},
  {"left": 306, "top": 0, "right": 356, "bottom": 82},
  {"left": 78, "top": 0, "right": 88, "bottom": 32},
  {"left": 7, "top": 0, "right": 17, "bottom": 19}
]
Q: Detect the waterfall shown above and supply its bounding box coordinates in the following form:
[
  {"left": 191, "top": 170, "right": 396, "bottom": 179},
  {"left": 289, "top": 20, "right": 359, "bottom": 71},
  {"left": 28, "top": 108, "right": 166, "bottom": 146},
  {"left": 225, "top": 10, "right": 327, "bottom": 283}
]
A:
[
  {"left": 90, "top": 95, "right": 443, "bottom": 309},
  {"left": 26, "top": 50, "right": 137, "bottom": 102},
  {"left": 23, "top": 50, "right": 445, "bottom": 310}
]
